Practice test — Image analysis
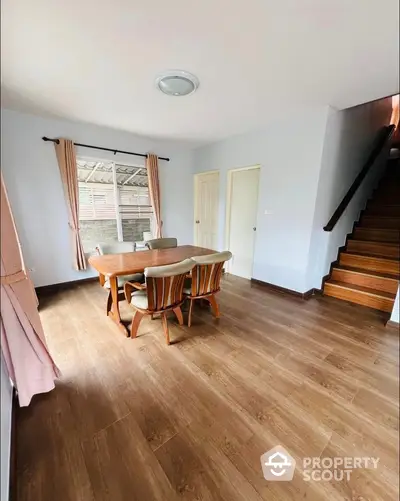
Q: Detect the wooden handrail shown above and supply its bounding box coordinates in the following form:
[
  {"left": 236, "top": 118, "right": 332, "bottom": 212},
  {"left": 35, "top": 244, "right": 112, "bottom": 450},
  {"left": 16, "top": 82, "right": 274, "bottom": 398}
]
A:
[{"left": 323, "top": 124, "right": 396, "bottom": 232}]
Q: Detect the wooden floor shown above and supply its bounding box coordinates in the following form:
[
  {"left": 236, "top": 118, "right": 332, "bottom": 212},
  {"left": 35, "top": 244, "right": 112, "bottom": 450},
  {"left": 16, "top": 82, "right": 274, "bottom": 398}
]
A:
[{"left": 16, "top": 275, "right": 399, "bottom": 501}]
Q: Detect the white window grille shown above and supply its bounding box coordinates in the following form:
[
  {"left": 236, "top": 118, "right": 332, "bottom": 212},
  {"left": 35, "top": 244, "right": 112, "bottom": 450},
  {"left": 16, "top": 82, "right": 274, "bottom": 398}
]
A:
[{"left": 77, "top": 159, "right": 153, "bottom": 251}]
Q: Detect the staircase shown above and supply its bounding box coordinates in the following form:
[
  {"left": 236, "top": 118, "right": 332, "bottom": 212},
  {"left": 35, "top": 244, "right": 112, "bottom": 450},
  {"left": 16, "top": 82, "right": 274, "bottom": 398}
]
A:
[{"left": 323, "top": 158, "right": 400, "bottom": 312}]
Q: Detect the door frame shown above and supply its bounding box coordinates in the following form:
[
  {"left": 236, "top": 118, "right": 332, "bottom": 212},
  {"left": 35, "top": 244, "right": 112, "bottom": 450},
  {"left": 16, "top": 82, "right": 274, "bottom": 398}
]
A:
[
  {"left": 193, "top": 170, "right": 220, "bottom": 246},
  {"left": 224, "top": 165, "right": 260, "bottom": 275}
]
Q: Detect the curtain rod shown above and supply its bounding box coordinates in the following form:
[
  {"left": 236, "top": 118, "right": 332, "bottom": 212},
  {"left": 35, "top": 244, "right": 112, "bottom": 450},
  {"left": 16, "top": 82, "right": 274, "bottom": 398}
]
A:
[{"left": 42, "top": 137, "right": 170, "bottom": 162}]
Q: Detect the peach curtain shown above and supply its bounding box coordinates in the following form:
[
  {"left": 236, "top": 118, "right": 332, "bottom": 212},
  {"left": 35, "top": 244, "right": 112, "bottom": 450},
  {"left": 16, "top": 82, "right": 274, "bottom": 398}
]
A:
[
  {"left": 1, "top": 174, "right": 60, "bottom": 406},
  {"left": 54, "top": 139, "right": 86, "bottom": 270},
  {"left": 391, "top": 95, "right": 400, "bottom": 144},
  {"left": 146, "top": 153, "right": 162, "bottom": 238},
  {"left": 390, "top": 95, "right": 399, "bottom": 127}
]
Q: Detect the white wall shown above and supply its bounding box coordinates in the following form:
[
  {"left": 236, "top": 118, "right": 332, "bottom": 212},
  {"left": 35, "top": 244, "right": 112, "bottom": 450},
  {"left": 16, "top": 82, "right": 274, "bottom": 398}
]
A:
[
  {"left": 193, "top": 106, "right": 329, "bottom": 292},
  {"left": 193, "top": 99, "right": 393, "bottom": 293},
  {"left": 1, "top": 359, "right": 13, "bottom": 501},
  {"left": 1, "top": 109, "right": 195, "bottom": 287},
  {"left": 306, "top": 98, "right": 393, "bottom": 290},
  {"left": 390, "top": 287, "right": 400, "bottom": 324},
  {"left": 2, "top": 98, "right": 393, "bottom": 292}
]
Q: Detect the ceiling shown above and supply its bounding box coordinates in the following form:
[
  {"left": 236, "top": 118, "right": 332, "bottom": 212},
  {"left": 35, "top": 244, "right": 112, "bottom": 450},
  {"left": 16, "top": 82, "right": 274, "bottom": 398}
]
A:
[{"left": 1, "top": 0, "right": 399, "bottom": 142}]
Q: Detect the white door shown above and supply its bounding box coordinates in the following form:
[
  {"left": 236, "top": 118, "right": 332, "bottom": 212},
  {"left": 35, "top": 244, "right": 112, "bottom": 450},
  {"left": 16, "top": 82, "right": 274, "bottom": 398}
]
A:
[
  {"left": 227, "top": 167, "right": 260, "bottom": 279},
  {"left": 194, "top": 171, "right": 219, "bottom": 249}
]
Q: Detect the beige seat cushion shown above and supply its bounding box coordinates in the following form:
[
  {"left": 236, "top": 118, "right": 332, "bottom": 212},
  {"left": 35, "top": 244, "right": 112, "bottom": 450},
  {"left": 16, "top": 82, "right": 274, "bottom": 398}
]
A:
[
  {"left": 145, "top": 237, "right": 178, "bottom": 250},
  {"left": 104, "top": 273, "right": 144, "bottom": 289},
  {"left": 97, "top": 242, "right": 135, "bottom": 254},
  {"left": 145, "top": 259, "right": 194, "bottom": 278},
  {"left": 130, "top": 290, "right": 148, "bottom": 310},
  {"left": 191, "top": 251, "right": 232, "bottom": 265}
]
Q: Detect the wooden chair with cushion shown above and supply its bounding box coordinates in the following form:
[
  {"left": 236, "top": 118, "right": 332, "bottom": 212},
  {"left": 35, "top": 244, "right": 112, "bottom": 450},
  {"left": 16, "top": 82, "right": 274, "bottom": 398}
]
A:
[
  {"left": 96, "top": 242, "right": 144, "bottom": 314},
  {"left": 124, "top": 258, "right": 195, "bottom": 344},
  {"left": 145, "top": 237, "right": 178, "bottom": 250},
  {"left": 183, "top": 251, "right": 232, "bottom": 327}
]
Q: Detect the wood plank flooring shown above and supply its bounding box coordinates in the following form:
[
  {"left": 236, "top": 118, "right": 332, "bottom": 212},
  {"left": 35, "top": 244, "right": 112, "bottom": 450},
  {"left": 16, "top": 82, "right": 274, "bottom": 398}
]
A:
[{"left": 15, "top": 275, "right": 399, "bottom": 501}]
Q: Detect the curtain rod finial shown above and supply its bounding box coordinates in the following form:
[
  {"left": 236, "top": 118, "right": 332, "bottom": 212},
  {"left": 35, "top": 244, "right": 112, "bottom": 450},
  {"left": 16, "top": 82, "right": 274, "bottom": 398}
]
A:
[{"left": 42, "top": 137, "right": 60, "bottom": 144}]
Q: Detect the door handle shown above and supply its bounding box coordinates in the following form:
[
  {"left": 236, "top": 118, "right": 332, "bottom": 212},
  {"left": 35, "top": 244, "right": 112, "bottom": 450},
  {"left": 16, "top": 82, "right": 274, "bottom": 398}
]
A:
[{"left": 196, "top": 220, "right": 200, "bottom": 224}]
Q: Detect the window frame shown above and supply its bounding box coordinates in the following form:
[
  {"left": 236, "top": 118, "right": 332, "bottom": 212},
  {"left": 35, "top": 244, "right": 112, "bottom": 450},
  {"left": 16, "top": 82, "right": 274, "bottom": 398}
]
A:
[{"left": 77, "top": 155, "right": 154, "bottom": 250}]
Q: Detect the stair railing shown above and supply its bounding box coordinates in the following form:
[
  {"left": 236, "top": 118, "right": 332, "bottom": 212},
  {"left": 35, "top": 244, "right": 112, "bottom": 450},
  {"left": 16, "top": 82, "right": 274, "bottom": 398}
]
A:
[{"left": 323, "top": 124, "right": 396, "bottom": 232}]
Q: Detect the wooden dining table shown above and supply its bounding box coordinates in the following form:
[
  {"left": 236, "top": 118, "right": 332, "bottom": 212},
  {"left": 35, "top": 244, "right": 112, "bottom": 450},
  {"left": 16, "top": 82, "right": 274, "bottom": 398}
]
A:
[{"left": 89, "top": 245, "right": 216, "bottom": 336}]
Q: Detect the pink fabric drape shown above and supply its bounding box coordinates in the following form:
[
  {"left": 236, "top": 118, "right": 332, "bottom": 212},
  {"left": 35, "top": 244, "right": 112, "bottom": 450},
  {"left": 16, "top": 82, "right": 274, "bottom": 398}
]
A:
[
  {"left": 390, "top": 95, "right": 399, "bottom": 128},
  {"left": 1, "top": 175, "right": 60, "bottom": 406},
  {"left": 146, "top": 153, "right": 162, "bottom": 238},
  {"left": 54, "top": 139, "right": 86, "bottom": 270},
  {"left": 391, "top": 95, "right": 400, "bottom": 145}
]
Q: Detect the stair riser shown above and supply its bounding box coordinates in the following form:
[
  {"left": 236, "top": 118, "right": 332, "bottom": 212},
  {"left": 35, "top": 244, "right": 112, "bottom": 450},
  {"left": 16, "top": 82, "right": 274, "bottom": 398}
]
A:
[
  {"left": 346, "top": 240, "right": 400, "bottom": 258},
  {"left": 376, "top": 176, "right": 400, "bottom": 184},
  {"left": 360, "top": 217, "right": 400, "bottom": 229},
  {"left": 353, "top": 228, "right": 400, "bottom": 243},
  {"left": 324, "top": 283, "right": 394, "bottom": 312},
  {"left": 372, "top": 196, "right": 400, "bottom": 205},
  {"left": 340, "top": 254, "right": 400, "bottom": 276},
  {"left": 373, "top": 184, "right": 400, "bottom": 192},
  {"left": 330, "top": 268, "right": 399, "bottom": 294},
  {"left": 377, "top": 176, "right": 400, "bottom": 182},
  {"left": 368, "top": 198, "right": 400, "bottom": 206},
  {"left": 376, "top": 185, "right": 400, "bottom": 191},
  {"left": 365, "top": 206, "right": 400, "bottom": 217}
]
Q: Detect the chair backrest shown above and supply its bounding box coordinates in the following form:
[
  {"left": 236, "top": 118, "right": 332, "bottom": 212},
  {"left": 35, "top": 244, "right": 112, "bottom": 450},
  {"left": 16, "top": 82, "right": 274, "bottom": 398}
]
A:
[
  {"left": 190, "top": 251, "right": 232, "bottom": 297},
  {"left": 144, "top": 259, "right": 194, "bottom": 311},
  {"left": 96, "top": 242, "right": 135, "bottom": 255},
  {"left": 145, "top": 237, "right": 178, "bottom": 250}
]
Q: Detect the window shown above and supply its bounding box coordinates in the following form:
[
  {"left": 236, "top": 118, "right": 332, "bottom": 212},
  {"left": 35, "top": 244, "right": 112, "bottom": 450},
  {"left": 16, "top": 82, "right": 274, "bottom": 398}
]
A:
[{"left": 77, "top": 159, "right": 153, "bottom": 251}]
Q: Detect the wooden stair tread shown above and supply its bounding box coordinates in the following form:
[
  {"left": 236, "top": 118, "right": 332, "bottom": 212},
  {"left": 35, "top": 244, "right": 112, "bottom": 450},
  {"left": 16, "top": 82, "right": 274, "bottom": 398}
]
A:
[
  {"left": 348, "top": 239, "right": 399, "bottom": 247},
  {"left": 358, "top": 217, "right": 400, "bottom": 230},
  {"left": 364, "top": 206, "right": 400, "bottom": 216},
  {"left": 339, "top": 251, "right": 399, "bottom": 278},
  {"left": 353, "top": 228, "right": 400, "bottom": 237},
  {"left": 371, "top": 199, "right": 400, "bottom": 205},
  {"left": 325, "top": 280, "right": 396, "bottom": 299},
  {"left": 332, "top": 265, "right": 399, "bottom": 281},
  {"left": 343, "top": 249, "right": 400, "bottom": 260},
  {"left": 367, "top": 201, "right": 400, "bottom": 206},
  {"left": 362, "top": 214, "right": 400, "bottom": 217},
  {"left": 358, "top": 227, "right": 400, "bottom": 231},
  {"left": 351, "top": 237, "right": 400, "bottom": 244},
  {"left": 325, "top": 161, "right": 400, "bottom": 312},
  {"left": 347, "top": 239, "right": 400, "bottom": 252},
  {"left": 341, "top": 251, "right": 399, "bottom": 262},
  {"left": 357, "top": 222, "right": 400, "bottom": 228}
]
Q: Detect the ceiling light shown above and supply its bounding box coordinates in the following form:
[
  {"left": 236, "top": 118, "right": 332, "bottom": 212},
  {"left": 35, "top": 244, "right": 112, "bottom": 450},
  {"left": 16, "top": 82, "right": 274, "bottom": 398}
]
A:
[{"left": 156, "top": 70, "right": 199, "bottom": 97}]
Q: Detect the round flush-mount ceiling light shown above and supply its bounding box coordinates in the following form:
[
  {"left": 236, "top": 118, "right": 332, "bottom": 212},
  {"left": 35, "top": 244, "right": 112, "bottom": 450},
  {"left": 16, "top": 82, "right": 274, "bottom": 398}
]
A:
[{"left": 155, "top": 70, "right": 199, "bottom": 97}]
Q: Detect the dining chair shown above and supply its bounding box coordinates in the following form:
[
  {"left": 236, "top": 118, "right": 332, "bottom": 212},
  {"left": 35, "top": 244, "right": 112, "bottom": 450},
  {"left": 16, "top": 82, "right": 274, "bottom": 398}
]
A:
[
  {"left": 183, "top": 251, "right": 232, "bottom": 327},
  {"left": 145, "top": 237, "right": 178, "bottom": 250},
  {"left": 96, "top": 242, "right": 144, "bottom": 314},
  {"left": 135, "top": 231, "right": 153, "bottom": 252},
  {"left": 124, "top": 258, "right": 195, "bottom": 344}
]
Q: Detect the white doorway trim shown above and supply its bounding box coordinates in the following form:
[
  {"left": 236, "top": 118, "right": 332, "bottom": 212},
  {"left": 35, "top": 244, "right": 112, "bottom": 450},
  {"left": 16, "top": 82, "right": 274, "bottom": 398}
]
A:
[
  {"left": 193, "top": 170, "right": 220, "bottom": 247},
  {"left": 225, "top": 164, "right": 260, "bottom": 275}
]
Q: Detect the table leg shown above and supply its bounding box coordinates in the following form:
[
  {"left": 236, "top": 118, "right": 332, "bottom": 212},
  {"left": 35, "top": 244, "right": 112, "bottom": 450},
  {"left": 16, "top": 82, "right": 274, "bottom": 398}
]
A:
[{"left": 108, "top": 276, "right": 129, "bottom": 336}]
